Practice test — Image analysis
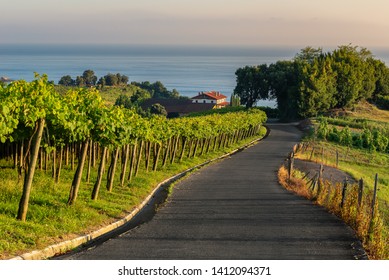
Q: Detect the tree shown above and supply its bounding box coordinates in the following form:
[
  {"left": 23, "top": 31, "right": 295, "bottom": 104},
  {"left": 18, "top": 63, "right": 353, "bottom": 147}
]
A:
[
  {"left": 230, "top": 94, "right": 241, "bottom": 107},
  {"left": 234, "top": 65, "right": 269, "bottom": 108},
  {"left": 82, "top": 69, "right": 97, "bottom": 86},
  {"left": 295, "top": 46, "right": 323, "bottom": 63},
  {"left": 115, "top": 94, "right": 132, "bottom": 108},
  {"left": 97, "top": 77, "right": 106, "bottom": 88},
  {"left": 58, "top": 75, "right": 75, "bottom": 86},
  {"left": 150, "top": 103, "right": 167, "bottom": 117},
  {"left": 298, "top": 56, "right": 337, "bottom": 117},
  {"left": 267, "top": 61, "right": 301, "bottom": 120},
  {"left": 75, "top": 76, "right": 85, "bottom": 87},
  {"left": 104, "top": 73, "right": 119, "bottom": 86},
  {"left": 2, "top": 75, "right": 65, "bottom": 221},
  {"left": 330, "top": 45, "right": 375, "bottom": 108}
]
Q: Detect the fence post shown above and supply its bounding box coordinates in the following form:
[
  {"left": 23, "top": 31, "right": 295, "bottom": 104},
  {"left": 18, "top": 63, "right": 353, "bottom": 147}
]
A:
[
  {"left": 336, "top": 150, "right": 339, "bottom": 168},
  {"left": 309, "top": 147, "right": 315, "bottom": 161},
  {"left": 288, "top": 152, "right": 294, "bottom": 180},
  {"left": 310, "top": 173, "right": 318, "bottom": 191},
  {"left": 341, "top": 179, "right": 348, "bottom": 208},
  {"left": 317, "top": 164, "right": 324, "bottom": 195},
  {"left": 358, "top": 178, "right": 364, "bottom": 209},
  {"left": 371, "top": 173, "right": 379, "bottom": 219}
]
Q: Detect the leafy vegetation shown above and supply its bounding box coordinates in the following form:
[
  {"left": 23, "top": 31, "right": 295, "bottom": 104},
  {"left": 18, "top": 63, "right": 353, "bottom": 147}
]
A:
[
  {"left": 234, "top": 45, "right": 389, "bottom": 120},
  {"left": 0, "top": 76, "right": 267, "bottom": 258}
]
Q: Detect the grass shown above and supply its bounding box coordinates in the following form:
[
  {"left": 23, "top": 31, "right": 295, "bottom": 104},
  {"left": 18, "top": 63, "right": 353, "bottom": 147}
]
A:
[{"left": 0, "top": 127, "right": 267, "bottom": 259}]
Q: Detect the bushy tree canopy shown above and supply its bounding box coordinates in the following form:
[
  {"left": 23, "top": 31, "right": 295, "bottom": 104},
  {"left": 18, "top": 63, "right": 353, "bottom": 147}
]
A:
[{"left": 234, "top": 45, "right": 389, "bottom": 120}]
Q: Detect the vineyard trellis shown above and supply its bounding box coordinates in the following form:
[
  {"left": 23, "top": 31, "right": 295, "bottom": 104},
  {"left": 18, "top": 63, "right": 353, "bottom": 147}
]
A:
[{"left": 0, "top": 75, "right": 267, "bottom": 221}]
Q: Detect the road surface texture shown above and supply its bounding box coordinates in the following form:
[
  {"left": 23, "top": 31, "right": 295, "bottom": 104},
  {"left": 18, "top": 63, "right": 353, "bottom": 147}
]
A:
[{"left": 61, "top": 123, "right": 365, "bottom": 260}]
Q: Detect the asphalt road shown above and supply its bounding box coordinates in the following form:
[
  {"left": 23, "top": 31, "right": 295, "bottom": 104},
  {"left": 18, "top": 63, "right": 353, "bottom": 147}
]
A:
[{"left": 61, "top": 123, "right": 365, "bottom": 260}]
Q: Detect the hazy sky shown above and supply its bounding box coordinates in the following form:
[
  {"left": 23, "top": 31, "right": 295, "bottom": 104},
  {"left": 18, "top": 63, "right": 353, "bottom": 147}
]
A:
[{"left": 1, "top": 0, "right": 389, "bottom": 48}]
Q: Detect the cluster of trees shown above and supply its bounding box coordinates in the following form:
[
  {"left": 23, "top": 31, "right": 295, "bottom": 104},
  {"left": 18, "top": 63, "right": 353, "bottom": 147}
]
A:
[
  {"left": 316, "top": 119, "right": 389, "bottom": 153},
  {"left": 0, "top": 75, "right": 267, "bottom": 221},
  {"left": 98, "top": 73, "right": 129, "bottom": 87},
  {"left": 58, "top": 70, "right": 129, "bottom": 87},
  {"left": 131, "top": 81, "right": 181, "bottom": 99},
  {"left": 234, "top": 46, "right": 389, "bottom": 120}
]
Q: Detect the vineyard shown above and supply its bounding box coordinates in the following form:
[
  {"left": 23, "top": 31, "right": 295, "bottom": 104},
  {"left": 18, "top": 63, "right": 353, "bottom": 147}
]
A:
[{"left": 0, "top": 75, "right": 267, "bottom": 258}]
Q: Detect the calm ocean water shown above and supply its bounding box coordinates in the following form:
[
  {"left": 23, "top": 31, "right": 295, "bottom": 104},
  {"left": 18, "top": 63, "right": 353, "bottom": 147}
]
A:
[{"left": 1, "top": 44, "right": 388, "bottom": 107}]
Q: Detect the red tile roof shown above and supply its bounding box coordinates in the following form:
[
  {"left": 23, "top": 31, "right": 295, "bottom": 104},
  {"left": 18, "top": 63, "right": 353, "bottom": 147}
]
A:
[{"left": 191, "top": 91, "right": 227, "bottom": 100}]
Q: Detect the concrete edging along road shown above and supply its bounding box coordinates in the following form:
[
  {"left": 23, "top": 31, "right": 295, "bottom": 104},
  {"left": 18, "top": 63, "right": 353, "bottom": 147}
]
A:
[{"left": 10, "top": 129, "right": 268, "bottom": 260}]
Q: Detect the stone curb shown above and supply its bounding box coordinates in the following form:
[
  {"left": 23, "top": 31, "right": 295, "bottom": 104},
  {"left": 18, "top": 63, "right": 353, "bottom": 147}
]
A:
[{"left": 9, "top": 130, "right": 268, "bottom": 260}]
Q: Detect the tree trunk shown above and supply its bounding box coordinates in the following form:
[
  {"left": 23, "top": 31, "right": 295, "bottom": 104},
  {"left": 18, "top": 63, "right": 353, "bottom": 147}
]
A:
[
  {"left": 206, "top": 138, "right": 212, "bottom": 154},
  {"left": 153, "top": 143, "right": 162, "bottom": 171},
  {"left": 17, "top": 118, "right": 45, "bottom": 221},
  {"left": 120, "top": 144, "right": 130, "bottom": 186},
  {"left": 170, "top": 136, "right": 179, "bottom": 164},
  {"left": 52, "top": 148, "right": 57, "bottom": 180},
  {"left": 134, "top": 140, "right": 144, "bottom": 177},
  {"left": 67, "top": 140, "right": 89, "bottom": 206},
  {"left": 128, "top": 140, "right": 137, "bottom": 182},
  {"left": 192, "top": 139, "right": 200, "bottom": 158},
  {"left": 71, "top": 143, "right": 75, "bottom": 171},
  {"left": 65, "top": 144, "right": 69, "bottom": 166},
  {"left": 162, "top": 138, "right": 171, "bottom": 167},
  {"left": 106, "top": 147, "right": 120, "bottom": 192},
  {"left": 145, "top": 141, "right": 151, "bottom": 172},
  {"left": 187, "top": 139, "right": 193, "bottom": 158},
  {"left": 91, "top": 146, "right": 107, "bottom": 200},
  {"left": 92, "top": 142, "right": 97, "bottom": 168},
  {"left": 55, "top": 146, "right": 63, "bottom": 183},
  {"left": 86, "top": 139, "right": 93, "bottom": 183},
  {"left": 13, "top": 142, "right": 18, "bottom": 169},
  {"left": 179, "top": 137, "right": 187, "bottom": 162}
]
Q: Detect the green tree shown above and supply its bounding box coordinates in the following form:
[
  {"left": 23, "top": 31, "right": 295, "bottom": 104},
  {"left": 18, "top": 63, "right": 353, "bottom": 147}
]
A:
[
  {"left": 330, "top": 45, "right": 375, "bottom": 108},
  {"left": 150, "top": 103, "right": 167, "bottom": 117},
  {"left": 267, "top": 61, "right": 301, "bottom": 120},
  {"left": 82, "top": 69, "right": 98, "bottom": 86},
  {"left": 295, "top": 46, "right": 323, "bottom": 63},
  {"left": 234, "top": 65, "right": 269, "bottom": 108},
  {"left": 58, "top": 75, "right": 75, "bottom": 86},
  {"left": 75, "top": 76, "right": 85, "bottom": 86},
  {"left": 115, "top": 94, "right": 132, "bottom": 108},
  {"left": 230, "top": 94, "right": 241, "bottom": 107},
  {"left": 298, "top": 55, "right": 337, "bottom": 117},
  {"left": 1, "top": 75, "right": 65, "bottom": 221}
]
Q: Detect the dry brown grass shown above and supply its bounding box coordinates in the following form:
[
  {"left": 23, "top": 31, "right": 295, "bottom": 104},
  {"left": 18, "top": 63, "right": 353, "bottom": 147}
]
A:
[
  {"left": 347, "top": 100, "right": 389, "bottom": 123},
  {"left": 278, "top": 166, "right": 311, "bottom": 199}
]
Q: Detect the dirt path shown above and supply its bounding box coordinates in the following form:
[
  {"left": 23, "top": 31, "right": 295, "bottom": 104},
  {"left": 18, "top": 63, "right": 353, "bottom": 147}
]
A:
[{"left": 294, "top": 159, "right": 357, "bottom": 185}]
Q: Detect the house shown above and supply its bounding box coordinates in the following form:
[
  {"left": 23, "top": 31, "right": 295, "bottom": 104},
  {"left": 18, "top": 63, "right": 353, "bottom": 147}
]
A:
[
  {"left": 141, "top": 91, "right": 230, "bottom": 118},
  {"left": 191, "top": 91, "right": 230, "bottom": 108}
]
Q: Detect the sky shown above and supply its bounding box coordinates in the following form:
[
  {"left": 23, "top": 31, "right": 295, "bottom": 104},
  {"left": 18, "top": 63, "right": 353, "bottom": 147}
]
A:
[{"left": 1, "top": 0, "right": 389, "bottom": 48}]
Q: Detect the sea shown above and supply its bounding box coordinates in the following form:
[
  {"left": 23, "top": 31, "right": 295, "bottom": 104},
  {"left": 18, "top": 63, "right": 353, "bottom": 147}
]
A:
[{"left": 1, "top": 44, "right": 389, "bottom": 107}]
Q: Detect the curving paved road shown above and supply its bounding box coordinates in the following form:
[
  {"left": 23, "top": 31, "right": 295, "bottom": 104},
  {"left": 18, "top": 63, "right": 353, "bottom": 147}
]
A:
[{"left": 61, "top": 123, "right": 365, "bottom": 260}]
